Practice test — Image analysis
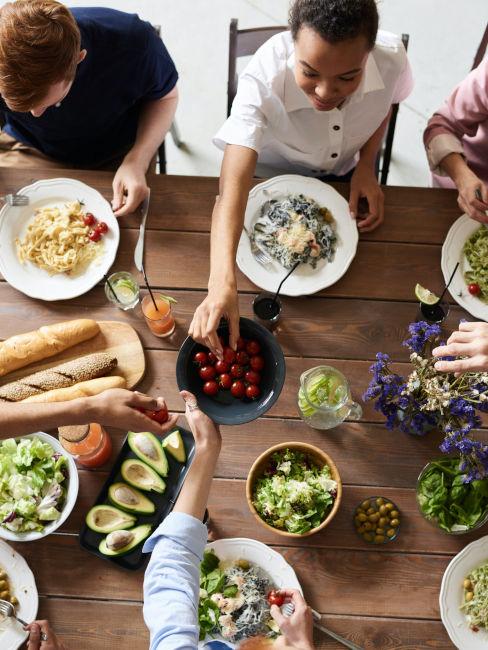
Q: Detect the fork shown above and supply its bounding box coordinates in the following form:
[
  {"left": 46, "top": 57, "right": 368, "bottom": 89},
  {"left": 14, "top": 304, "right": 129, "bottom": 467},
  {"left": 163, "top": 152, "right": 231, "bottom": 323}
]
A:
[
  {"left": 0, "top": 193, "right": 29, "bottom": 206},
  {"left": 243, "top": 225, "right": 273, "bottom": 267},
  {"left": 0, "top": 598, "right": 29, "bottom": 627},
  {"left": 282, "top": 602, "right": 364, "bottom": 650}
]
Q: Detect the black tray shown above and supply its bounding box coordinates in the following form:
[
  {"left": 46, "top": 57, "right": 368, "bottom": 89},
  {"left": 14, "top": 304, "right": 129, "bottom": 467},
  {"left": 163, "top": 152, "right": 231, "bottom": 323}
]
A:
[{"left": 79, "top": 427, "right": 195, "bottom": 570}]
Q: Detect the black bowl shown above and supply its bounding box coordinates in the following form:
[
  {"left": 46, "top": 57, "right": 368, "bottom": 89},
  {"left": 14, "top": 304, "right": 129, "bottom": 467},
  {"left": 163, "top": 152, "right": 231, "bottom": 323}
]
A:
[{"left": 176, "top": 317, "right": 286, "bottom": 425}]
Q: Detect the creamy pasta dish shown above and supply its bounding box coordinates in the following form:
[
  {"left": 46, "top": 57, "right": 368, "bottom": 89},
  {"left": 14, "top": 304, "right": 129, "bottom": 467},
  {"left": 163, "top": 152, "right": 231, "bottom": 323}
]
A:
[{"left": 15, "top": 201, "right": 102, "bottom": 275}]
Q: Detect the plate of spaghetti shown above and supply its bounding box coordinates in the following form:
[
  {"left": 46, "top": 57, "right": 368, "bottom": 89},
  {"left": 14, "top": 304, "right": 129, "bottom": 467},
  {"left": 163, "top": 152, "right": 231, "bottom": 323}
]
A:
[{"left": 0, "top": 178, "right": 119, "bottom": 300}]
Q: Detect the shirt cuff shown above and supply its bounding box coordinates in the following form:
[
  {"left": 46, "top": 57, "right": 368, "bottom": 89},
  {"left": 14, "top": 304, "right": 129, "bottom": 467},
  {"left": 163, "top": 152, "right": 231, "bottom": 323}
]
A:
[
  {"left": 142, "top": 511, "right": 207, "bottom": 556},
  {"left": 213, "top": 116, "right": 263, "bottom": 154},
  {"left": 426, "top": 132, "right": 465, "bottom": 175}
]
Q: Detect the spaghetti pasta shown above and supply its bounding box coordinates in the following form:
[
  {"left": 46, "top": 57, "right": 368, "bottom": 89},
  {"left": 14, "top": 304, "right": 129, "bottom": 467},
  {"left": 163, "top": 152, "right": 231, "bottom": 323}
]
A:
[{"left": 15, "top": 201, "right": 102, "bottom": 275}]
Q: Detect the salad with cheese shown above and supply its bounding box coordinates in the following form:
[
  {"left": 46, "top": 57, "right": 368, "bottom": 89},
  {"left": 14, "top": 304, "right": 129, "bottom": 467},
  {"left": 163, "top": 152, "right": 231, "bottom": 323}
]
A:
[
  {"left": 252, "top": 194, "right": 336, "bottom": 269},
  {"left": 0, "top": 436, "right": 68, "bottom": 533},
  {"left": 199, "top": 551, "right": 277, "bottom": 642}
]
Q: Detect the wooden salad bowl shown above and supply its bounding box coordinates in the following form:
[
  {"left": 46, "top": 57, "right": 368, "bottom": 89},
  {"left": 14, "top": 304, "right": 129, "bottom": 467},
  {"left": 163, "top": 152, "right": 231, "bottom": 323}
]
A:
[{"left": 246, "top": 441, "right": 342, "bottom": 538}]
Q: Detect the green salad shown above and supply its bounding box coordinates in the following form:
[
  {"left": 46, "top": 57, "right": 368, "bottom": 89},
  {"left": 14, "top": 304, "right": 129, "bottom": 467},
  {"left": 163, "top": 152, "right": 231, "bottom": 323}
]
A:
[
  {"left": 417, "top": 458, "right": 488, "bottom": 533},
  {"left": 252, "top": 448, "right": 337, "bottom": 534},
  {"left": 464, "top": 226, "right": 488, "bottom": 302},
  {"left": 462, "top": 562, "right": 488, "bottom": 630},
  {"left": 0, "top": 436, "right": 69, "bottom": 533}
]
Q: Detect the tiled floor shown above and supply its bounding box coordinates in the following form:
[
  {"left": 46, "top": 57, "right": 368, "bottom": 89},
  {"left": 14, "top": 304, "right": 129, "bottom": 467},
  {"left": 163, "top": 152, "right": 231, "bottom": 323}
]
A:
[{"left": 67, "top": 0, "right": 488, "bottom": 186}]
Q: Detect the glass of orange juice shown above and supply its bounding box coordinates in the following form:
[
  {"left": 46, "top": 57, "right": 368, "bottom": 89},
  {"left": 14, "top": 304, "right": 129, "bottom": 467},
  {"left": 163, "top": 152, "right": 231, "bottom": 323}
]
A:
[{"left": 142, "top": 294, "right": 176, "bottom": 337}]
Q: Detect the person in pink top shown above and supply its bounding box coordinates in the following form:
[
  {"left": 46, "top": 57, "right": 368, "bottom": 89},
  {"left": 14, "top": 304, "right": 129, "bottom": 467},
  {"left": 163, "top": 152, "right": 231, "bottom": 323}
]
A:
[{"left": 424, "top": 58, "right": 488, "bottom": 224}]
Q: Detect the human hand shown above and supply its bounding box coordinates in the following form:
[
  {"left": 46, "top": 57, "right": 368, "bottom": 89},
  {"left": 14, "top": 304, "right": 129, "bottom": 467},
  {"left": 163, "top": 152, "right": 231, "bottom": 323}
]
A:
[
  {"left": 349, "top": 163, "right": 384, "bottom": 232},
  {"left": 433, "top": 321, "right": 488, "bottom": 374},
  {"left": 455, "top": 169, "right": 488, "bottom": 224},
  {"left": 188, "top": 283, "right": 240, "bottom": 359},
  {"left": 112, "top": 157, "right": 149, "bottom": 217},
  {"left": 180, "top": 390, "right": 221, "bottom": 453},
  {"left": 25, "top": 620, "right": 66, "bottom": 650},
  {"left": 270, "top": 590, "right": 314, "bottom": 650},
  {"left": 86, "top": 388, "right": 179, "bottom": 435}
]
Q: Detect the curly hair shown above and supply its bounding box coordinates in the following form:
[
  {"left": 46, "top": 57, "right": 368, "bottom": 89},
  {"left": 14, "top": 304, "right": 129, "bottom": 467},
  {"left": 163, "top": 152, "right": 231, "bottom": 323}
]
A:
[{"left": 289, "top": 0, "right": 379, "bottom": 50}]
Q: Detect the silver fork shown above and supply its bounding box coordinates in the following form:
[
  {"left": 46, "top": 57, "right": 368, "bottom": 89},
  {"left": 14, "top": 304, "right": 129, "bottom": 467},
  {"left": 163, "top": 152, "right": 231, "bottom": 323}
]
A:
[
  {"left": 0, "top": 193, "right": 29, "bottom": 206},
  {"left": 243, "top": 224, "right": 273, "bottom": 267},
  {"left": 282, "top": 602, "right": 364, "bottom": 650},
  {"left": 0, "top": 598, "right": 29, "bottom": 627}
]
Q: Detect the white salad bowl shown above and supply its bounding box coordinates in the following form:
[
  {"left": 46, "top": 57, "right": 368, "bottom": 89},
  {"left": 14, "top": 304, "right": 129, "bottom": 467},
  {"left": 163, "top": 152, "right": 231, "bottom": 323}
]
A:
[{"left": 0, "top": 432, "right": 79, "bottom": 542}]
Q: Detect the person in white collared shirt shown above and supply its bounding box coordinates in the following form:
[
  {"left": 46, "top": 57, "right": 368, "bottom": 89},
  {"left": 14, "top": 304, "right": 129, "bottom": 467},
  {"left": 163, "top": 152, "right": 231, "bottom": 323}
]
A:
[{"left": 190, "top": 0, "right": 413, "bottom": 355}]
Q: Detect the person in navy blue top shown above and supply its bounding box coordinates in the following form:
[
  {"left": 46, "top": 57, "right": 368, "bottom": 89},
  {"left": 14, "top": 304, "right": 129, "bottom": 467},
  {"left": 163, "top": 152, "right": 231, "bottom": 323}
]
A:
[{"left": 0, "top": 1, "right": 178, "bottom": 215}]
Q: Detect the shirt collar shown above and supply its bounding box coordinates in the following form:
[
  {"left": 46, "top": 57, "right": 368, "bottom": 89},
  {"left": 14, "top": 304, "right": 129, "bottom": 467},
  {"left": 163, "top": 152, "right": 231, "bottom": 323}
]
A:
[{"left": 283, "top": 50, "right": 385, "bottom": 112}]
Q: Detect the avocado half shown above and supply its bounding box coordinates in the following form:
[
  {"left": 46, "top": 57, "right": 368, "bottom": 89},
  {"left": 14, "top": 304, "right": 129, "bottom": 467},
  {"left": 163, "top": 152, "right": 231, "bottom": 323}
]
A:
[
  {"left": 162, "top": 430, "right": 186, "bottom": 463},
  {"left": 99, "top": 524, "right": 152, "bottom": 556},
  {"left": 108, "top": 482, "right": 155, "bottom": 514},
  {"left": 85, "top": 504, "right": 136, "bottom": 533},
  {"left": 128, "top": 431, "right": 168, "bottom": 476},
  {"left": 121, "top": 459, "right": 166, "bottom": 494}
]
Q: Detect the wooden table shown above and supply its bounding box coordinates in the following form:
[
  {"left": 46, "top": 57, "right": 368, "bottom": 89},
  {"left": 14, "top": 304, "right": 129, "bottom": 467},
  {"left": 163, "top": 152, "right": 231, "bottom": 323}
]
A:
[{"left": 2, "top": 168, "right": 481, "bottom": 649}]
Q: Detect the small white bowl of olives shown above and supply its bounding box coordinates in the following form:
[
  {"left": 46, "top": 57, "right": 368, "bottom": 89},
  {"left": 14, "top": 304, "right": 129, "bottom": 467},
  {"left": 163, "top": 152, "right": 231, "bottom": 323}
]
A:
[{"left": 354, "top": 496, "right": 401, "bottom": 544}]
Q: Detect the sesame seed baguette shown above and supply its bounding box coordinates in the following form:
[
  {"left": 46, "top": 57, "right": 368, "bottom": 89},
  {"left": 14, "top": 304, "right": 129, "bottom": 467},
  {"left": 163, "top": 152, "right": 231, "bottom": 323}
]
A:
[{"left": 21, "top": 375, "right": 126, "bottom": 404}]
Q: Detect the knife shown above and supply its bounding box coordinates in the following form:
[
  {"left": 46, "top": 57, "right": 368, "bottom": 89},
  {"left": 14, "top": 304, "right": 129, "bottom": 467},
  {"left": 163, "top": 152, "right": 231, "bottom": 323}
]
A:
[{"left": 134, "top": 190, "right": 151, "bottom": 272}]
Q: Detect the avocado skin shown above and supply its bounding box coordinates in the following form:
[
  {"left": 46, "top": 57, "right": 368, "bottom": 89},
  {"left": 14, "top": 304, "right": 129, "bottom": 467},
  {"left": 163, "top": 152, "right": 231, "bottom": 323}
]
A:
[
  {"left": 128, "top": 431, "right": 169, "bottom": 476},
  {"left": 108, "top": 482, "right": 156, "bottom": 514},
  {"left": 85, "top": 505, "right": 136, "bottom": 533},
  {"left": 121, "top": 459, "right": 166, "bottom": 493},
  {"left": 99, "top": 524, "right": 152, "bottom": 556}
]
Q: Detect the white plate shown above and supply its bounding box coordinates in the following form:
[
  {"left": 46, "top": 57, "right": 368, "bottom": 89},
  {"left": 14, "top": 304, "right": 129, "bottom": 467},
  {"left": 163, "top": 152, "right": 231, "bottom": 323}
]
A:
[
  {"left": 0, "top": 539, "right": 38, "bottom": 650},
  {"left": 0, "top": 432, "right": 79, "bottom": 542},
  {"left": 439, "top": 535, "right": 488, "bottom": 649},
  {"left": 236, "top": 175, "right": 359, "bottom": 296},
  {"left": 441, "top": 214, "right": 488, "bottom": 321},
  {"left": 0, "top": 178, "right": 119, "bottom": 301},
  {"left": 199, "top": 537, "right": 301, "bottom": 649}
]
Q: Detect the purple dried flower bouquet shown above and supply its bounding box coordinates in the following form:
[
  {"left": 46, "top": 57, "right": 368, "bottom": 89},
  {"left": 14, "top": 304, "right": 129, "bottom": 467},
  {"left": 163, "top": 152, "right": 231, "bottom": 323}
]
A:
[{"left": 363, "top": 321, "right": 488, "bottom": 482}]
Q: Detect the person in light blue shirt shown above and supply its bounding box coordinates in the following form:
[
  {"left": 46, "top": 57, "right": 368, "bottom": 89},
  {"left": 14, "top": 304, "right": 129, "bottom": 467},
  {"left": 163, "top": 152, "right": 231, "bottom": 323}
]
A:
[{"left": 143, "top": 390, "right": 315, "bottom": 650}]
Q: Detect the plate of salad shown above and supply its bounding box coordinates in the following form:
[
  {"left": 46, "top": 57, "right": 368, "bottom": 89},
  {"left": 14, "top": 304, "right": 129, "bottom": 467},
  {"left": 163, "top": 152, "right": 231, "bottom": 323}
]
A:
[
  {"left": 198, "top": 538, "right": 301, "bottom": 648},
  {"left": 237, "top": 175, "right": 358, "bottom": 297},
  {"left": 416, "top": 458, "right": 488, "bottom": 534},
  {"left": 441, "top": 214, "right": 488, "bottom": 321},
  {"left": 440, "top": 535, "right": 488, "bottom": 649},
  {"left": 0, "top": 432, "right": 78, "bottom": 542}
]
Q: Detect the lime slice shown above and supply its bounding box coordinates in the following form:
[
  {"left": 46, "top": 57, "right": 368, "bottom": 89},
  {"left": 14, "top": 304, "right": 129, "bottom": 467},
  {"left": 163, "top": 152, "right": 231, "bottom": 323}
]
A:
[
  {"left": 415, "top": 284, "right": 439, "bottom": 305},
  {"left": 115, "top": 286, "right": 136, "bottom": 302},
  {"left": 158, "top": 294, "right": 178, "bottom": 305}
]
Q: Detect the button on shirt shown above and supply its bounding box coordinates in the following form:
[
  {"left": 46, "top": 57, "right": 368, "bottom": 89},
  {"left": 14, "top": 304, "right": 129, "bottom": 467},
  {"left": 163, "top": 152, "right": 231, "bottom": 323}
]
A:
[{"left": 214, "top": 30, "right": 413, "bottom": 177}]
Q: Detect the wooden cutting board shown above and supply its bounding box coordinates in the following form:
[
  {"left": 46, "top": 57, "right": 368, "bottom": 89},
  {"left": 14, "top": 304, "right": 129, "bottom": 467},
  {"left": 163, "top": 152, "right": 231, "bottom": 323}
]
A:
[{"left": 0, "top": 320, "right": 145, "bottom": 389}]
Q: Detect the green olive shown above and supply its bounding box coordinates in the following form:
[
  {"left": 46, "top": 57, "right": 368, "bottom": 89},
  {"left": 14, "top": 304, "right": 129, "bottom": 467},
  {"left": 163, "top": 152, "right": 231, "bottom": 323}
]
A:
[
  {"left": 357, "top": 513, "right": 367, "bottom": 522},
  {"left": 378, "top": 505, "right": 388, "bottom": 516},
  {"left": 376, "top": 497, "right": 385, "bottom": 506},
  {"left": 378, "top": 517, "right": 389, "bottom": 527},
  {"left": 0, "top": 590, "right": 9, "bottom": 599},
  {"left": 390, "top": 518, "right": 400, "bottom": 527},
  {"left": 363, "top": 532, "right": 374, "bottom": 542},
  {"left": 0, "top": 580, "right": 6, "bottom": 590},
  {"left": 390, "top": 510, "right": 400, "bottom": 519},
  {"left": 375, "top": 527, "right": 385, "bottom": 535},
  {"left": 385, "top": 503, "right": 394, "bottom": 511},
  {"left": 10, "top": 596, "right": 18, "bottom": 606},
  {"left": 463, "top": 579, "right": 472, "bottom": 590},
  {"left": 374, "top": 535, "right": 385, "bottom": 544},
  {"left": 363, "top": 522, "right": 373, "bottom": 531},
  {"left": 0, "top": 571, "right": 6, "bottom": 579},
  {"left": 237, "top": 559, "right": 250, "bottom": 570},
  {"left": 361, "top": 500, "right": 371, "bottom": 510},
  {"left": 466, "top": 591, "right": 474, "bottom": 602},
  {"left": 368, "top": 512, "right": 380, "bottom": 523},
  {"left": 366, "top": 507, "right": 375, "bottom": 515},
  {"left": 386, "top": 528, "right": 396, "bottom": 537}
]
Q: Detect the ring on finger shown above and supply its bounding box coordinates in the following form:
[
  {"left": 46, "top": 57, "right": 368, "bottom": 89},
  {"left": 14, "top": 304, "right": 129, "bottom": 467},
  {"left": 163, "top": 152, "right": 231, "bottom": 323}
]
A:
[{"left": 40, "top": 632, "right": 48, "bottom": 641}]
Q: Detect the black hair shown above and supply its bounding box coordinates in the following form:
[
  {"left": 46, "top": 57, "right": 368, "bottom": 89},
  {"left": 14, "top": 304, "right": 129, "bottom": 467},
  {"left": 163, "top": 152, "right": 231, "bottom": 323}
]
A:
[{"left": 289, "top": 0, "right": 379, "bottom": 50}]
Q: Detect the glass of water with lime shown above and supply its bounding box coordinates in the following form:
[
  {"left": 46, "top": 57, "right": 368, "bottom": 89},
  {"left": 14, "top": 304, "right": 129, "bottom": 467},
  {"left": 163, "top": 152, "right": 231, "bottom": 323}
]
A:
[{"left": 104, "top": 271, "right": 140, "bottom": 310}]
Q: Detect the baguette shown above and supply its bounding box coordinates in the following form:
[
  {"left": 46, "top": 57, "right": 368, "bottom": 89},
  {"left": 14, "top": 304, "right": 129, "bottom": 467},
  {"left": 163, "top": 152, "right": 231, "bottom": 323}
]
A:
[
  {"left": 22, "top": 376, "right": 126, "bottom": 403},
  {"left": 0, "top": 353, "right": 117, "bottom": 402},
  {"left": 0, "top": 319, "right": 100, "bottom": 378}
]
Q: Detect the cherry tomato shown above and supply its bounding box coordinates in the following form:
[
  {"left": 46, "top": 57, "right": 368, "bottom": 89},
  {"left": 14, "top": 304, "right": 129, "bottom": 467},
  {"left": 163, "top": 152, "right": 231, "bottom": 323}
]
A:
[
  {"left": 88, "top": 229, "right": 101, "bottom": 242},
  {"left": 218, "top": 373, "right": 232, "bottom": 389},
  {"left": 246, "top": 340, "right": 261, "bottom": 355},
  {"left": 267, "top": 590, "right": 284, "bottom": 607},
  {"left": 468, "top": 282, "right": 481, "bottom": 296},
  {"left": 230, "top": 364, "right": 244, "bottom": 378},
  {"left": 146, "top": 405, "right": 169, "bottom": 423},
  {"left": 199, "top": 365, "right": 216, "bottom": 381},
  {"left": 250, "top": 355, "right": 264, "bottom": 371},
  {"left": 215, "top": 360, "right": 230, "bottom": 374},
  {"left": 203, "top": 380, "right": 219, "bottom": 396},
  {"left": 236, "top": 336, "right": 246, "bottom": 351},
  {"left": 245, "top": 370, "right": 261, "bottom": 385},
  {"left": 193, "top": 351, "right": 208, "bottom": 367},
  {"left": 223, "top": 347, "right": 236, "bottom": 364},
  {"left": 207, "top": 352, "right": 218, "bottom": 365},
  {"left": 236, "top": 351, "right": 249, "bottom": 365},
  {"left": 246, "top": 384, "right": 260, "bottom": 400},
  {"left": 83, "top": 213, "right": 96, "bottom": 226},
  {"left": 231, "top": 380, "right": 245, "bottom": 398},
  {"left": 95, "top": 221, "right": 108, "bottom": 234}
]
